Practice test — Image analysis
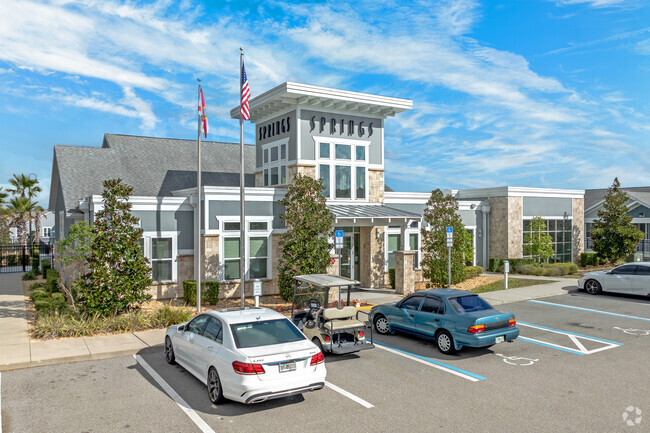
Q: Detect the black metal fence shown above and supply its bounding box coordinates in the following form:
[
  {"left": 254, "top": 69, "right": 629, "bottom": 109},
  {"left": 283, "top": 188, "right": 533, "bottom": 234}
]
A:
[{"left": 0, "top": 242, "right": 54, "bottom": 273}]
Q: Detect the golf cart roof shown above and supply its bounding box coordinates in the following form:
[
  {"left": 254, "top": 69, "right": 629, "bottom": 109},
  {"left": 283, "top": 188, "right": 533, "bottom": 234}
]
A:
[{"left": 294, "top": 274, "right": 360, "bottom": 288}]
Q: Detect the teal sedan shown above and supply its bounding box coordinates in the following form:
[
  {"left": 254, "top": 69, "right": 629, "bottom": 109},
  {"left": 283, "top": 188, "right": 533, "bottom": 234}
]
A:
[{"left": 369, "top": 289, "right": 519, "bottom": 354}]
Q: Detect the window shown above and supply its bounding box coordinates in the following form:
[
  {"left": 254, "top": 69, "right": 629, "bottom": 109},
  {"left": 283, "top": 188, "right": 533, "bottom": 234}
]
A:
[
  {"left": 356, "top": 146, "right": 365, "bottom": 161},
  {"left": 43, "top": 227, "right": 52, "bottom": 237},
  {"left": 203, "top": 317, "right": 223, "bottom": 343},
  {"left": 151, "top": 238, "right": 173, "bottom": 281},
  {"left": 356, "top": 166, "right": 366, "bottom": 199},
  {"left": 335, "top": 165, "right": 351, "bottom": 198},
  {"left": 335, "top": 144, "right": 351, "bottom": 159},
  {"left": 230, "top": 319, "right": 306, "bottom": 348},
  {"left": 271, "top": 167, "right": 279, "bottom": 185},
  {"left": 636, "top": 265, "right": 650, "bottom": 275},
  {"left": 387, "top": 234, "right": 401, "bottom": 269},
  {"left": 281, "top": 166, "right": 287, "bottom": 184},
  {"left": 224, "top": 237, "right": 240, "bottom": 280},
  {"left": 320, "top": 164, "right": 330, "bottom": 198},
  {"left": 421, "top": 297, "right": 443, "bottom": 314},
  {"left": 409, "top": 233, "right": 419, "bottom": 268},
  {"left": 261, "top": 140, "right": 289, "bottom": 186},
  {"left": 523, "top": 218, "right": 572, "bottom": 262},
  {"left": 187, "top": 314, "right": 209, "bottom": 335},
  {"left": 264, "top": 149, "right": 269, "bottom": 164},
  {"left": 450, "top": 295, "right": 494, "bottom": 313},
  {"left": 249, "top": 237, "right": 268, "bottom": 279},
  {"left": 400, "top": 296, "right": 423, "bottom": 310},
  {"left": 320, "top": 142, "right": 330, "bottom": 158},
  {"left": 271, "top": 146, "right": 278, "bottom": 161},
  {"left": 612, "top": 265, "right": 636, "bottom": 275},
  {"left": 250, "top": 221, "right": 268, "bottom": 231},
  {"left": 224, "top": 222, "right": 240, "bottom": 231},
  {"left": 264, "top": 169, "right": 269, "bottom": 186},
  {"left": 280, "top": 143, "right": 286, "bottom": 160}
]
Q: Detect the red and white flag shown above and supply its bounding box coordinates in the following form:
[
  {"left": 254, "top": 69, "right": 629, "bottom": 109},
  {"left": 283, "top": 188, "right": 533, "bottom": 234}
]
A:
[
  {"left": 199, "top": 86, "right": 208, "bottom": 138},
  {"left": 240, "top": 61, "right": 250, "bottom": 120}
]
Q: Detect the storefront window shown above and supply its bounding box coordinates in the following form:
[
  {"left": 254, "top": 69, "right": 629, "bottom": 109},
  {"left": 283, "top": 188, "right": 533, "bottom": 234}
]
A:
[{"left": 522, "top": 218, "right": 572, "bottom": 262}]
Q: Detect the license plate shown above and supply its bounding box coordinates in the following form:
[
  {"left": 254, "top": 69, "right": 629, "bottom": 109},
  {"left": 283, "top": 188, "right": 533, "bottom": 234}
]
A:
[
  {"left": 495, "top": 336, "right": 505, "bottom": 344},
  {"left": 279, "top": 361, "right": 296, "bottom": 372}
]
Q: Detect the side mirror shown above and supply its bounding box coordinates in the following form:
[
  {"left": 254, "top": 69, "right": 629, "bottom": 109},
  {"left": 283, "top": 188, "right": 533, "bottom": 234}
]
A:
[{"left": 177, "top": 324, "right": 186, "bottom": 332}]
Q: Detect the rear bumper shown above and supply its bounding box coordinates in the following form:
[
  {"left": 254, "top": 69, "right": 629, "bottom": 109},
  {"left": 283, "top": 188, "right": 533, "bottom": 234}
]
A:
[
  {"left": 327, "top": 340, "right": 375, "bottom": 354},
  {"left": 244, "top": 382, "right": 325, "bottom": 404},
  {"left": 455, "top": 327, "right": 520, "bottom": 348}
]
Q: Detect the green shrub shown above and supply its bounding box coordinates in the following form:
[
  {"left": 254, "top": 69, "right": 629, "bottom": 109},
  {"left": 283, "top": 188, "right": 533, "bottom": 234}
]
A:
[
  {"left": 542, "top": 266, "right": 562, "bottom": 277},
  {"left": 32, "top": 255, "right": 40, "bottom": 272},
  {"left": 45, "top": 269, "right": 60, "bottom": 293},
  {"left": 30, "top": 282, "right": 45, "bottom": 290},
  {"left": 183, "top": 280, "right": 197, "bottom": 306},
  {"left": 557, "top": 262, "right": 578, "bottom": 275},
  {"left": 31, "top": 289, "right": 51, "bottom": 302},
  {"left": 41, "top": 260, "right": 51, "bottom": 274},
  {"left": 203, "top": 281, "right": 220, "bottom": 305},
  {"left": 490, "top": 258, "right": 534, "bottom": 273},
  {"left": 155, "top": 303, "right": 194, "bottom": 327},
  {"left": 579, "top": 252, "right": 604, "bottom": 267},
  {"left": 388, "top": 268, "right": 396, "bottom": 289},
  {"left": 7, "top": 255, "right": 18, "bottom": 266},
  {"left": 465, "top": 266, "right": 484, "bottom": 279},
  {"left": 22, "top": 270, "right": 38, "bottom": 280}
]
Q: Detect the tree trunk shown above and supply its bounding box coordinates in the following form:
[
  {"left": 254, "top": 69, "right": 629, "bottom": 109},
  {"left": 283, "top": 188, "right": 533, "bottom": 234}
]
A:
[{"left": 34, "top": 214, "right": 42, "bottom": 244}]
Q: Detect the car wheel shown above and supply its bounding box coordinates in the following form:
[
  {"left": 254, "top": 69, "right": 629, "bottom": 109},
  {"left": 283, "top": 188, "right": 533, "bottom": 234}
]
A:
[
  {"left": 207, "top": 367, "right": 225, "bottom": 405},
  {"left": 164, "top": 336, "right": 176, "bottom": 365},
  {"left": 312, "top": 337, "right": 325, "bottom": 354},
  {"left": 373, "top": 315, "right": 393, "bottom": 335},
  {"left": 585, "top": 279, "right": 602, "bottom": 295},
  {"left": 436, "top": 330, "right": 456, "bottom": 355}
]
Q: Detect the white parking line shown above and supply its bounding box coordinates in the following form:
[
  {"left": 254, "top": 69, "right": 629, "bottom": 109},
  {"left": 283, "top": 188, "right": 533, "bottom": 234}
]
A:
[
  {"left": 325, "top": 381, "right": 374, "bottom": 408},
  {"left": 518, "top": 322, "right": 622, "bottom": 355},
  {"left": 528, "top": 300, "right": 650, "bottom": 322},
  {"left": 134, "top": 355, "right": 215, "bottom": 433}
]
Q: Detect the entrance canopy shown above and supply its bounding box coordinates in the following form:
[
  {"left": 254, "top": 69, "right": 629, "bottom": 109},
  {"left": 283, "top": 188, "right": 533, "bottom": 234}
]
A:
[{"left": 328, "top": 204, "right": 421, "bottom": 226}]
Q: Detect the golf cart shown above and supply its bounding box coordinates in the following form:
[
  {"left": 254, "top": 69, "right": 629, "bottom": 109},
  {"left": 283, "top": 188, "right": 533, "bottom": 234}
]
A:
[{"left": 291, "top": 274, "right": 374, "bottom": 355}]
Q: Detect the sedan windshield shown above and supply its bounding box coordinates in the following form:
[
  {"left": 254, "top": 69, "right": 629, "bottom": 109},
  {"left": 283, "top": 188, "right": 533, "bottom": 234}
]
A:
[
  {"left": 230, "top": 319, "right": 306, "bottom": 348},
  {"left": 449, "top": 295, "right": 494, "bottom": 313}
]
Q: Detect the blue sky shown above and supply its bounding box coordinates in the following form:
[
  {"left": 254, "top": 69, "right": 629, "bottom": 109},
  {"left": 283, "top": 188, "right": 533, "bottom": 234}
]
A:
[{"left": 1, "top": 0, "right": 649, "bottom": 207}]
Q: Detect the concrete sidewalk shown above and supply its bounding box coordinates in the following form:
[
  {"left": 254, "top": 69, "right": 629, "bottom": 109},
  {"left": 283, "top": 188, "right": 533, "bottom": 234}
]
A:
[
  {"left": 0, "top": 273, "right": 578, "bottom": 371},
  {"left": 0, "top": 273, "right": 165, "bottom": 372}
]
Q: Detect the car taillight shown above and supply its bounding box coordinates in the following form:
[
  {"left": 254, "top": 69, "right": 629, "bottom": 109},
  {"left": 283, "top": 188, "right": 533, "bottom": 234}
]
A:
[
  {"left": 358, "top": 331, "right": 364, "bottom": 338},
  {"left": 310, "top": 352, "right": 324, "bottom": 366},
  {"left": 232, "top": 361, "right": 265, "bottom": 375},
  {"left": 509, "top": 318, "right": 516, "bottom": 327},
  {"left": 468, "top": 324, "right": 485, "bottom": 334}
]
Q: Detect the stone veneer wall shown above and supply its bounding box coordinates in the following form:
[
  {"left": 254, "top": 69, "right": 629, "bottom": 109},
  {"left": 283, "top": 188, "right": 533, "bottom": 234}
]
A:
[
  {"left": 255, "top": 171, "right": 263, "bottom": 187},
  {"left": 507, "top": 196, "right": 523, "bottom": 258},
  {"left": 572, "top": 197, "right": 585, "bottom": 262},
  {"left": 288, "top": 164, "right": 316, "bottom": 183},
  {"left": 394, "top": 251, "right": 415, "bottom": 295},
  {"left": 488, "top": 196, "right": 508, "bottom": 259},
  {"left": 360, "top": 226, "right": 385, "bottom": 288},
  {"left": 368, "top": 169, "right": 385, "bottom": 203},
  {"left": 202, "top": 234, "right": 220, "bottom": 280}
]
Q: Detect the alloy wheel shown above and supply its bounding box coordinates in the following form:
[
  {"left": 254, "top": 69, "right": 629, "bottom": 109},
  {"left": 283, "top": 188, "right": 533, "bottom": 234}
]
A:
[
  {"left": 208, "top": 369, "right": 221, "bottom": 404},
  {"left": 374, "top": 316, "right": 390, "bottom": 334}
]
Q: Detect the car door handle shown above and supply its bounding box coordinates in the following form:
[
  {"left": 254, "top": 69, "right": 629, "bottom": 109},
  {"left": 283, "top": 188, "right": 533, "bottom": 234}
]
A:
[
  {"left": 409, "top": 314, "right": 415, "bottom": 317},
  {"left": 434, "top": 318, "right": 440, "bottom": 322}
]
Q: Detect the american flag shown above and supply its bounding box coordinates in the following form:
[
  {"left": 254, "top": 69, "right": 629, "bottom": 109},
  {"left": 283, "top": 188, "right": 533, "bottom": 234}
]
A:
[
  {"left": 199, "top": 86, "right": 208, "bottom": 138},
  {"left": 240, "top": 61, "right": 250, "bottom": 120}
]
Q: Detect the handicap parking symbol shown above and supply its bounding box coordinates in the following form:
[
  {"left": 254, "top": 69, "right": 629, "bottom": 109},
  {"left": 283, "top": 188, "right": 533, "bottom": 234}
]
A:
[
  {"left": 614, "top": 327, "right": 650, "bottom": 336},
  {"left": 496, "top": 353, "right": 538, "bottom": 366}
]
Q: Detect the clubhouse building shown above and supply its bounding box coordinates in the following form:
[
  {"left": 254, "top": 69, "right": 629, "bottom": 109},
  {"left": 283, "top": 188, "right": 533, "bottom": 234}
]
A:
[{"left": 49, "top": 82, "right": 586, "bottom": 299}]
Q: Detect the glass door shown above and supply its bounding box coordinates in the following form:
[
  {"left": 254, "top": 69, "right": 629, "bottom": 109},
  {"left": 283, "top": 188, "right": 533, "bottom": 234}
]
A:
[{"left": 340, "top": 236, "right": 352, "bottom": 278}]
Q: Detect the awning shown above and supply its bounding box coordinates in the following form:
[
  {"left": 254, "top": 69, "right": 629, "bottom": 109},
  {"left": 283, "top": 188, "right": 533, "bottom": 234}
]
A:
[
  {"left": 327, "top": 204, "right": 421, "bottom": 226},
  {"left": 294, "top": 274, "right": 360, "bottom": 287}
]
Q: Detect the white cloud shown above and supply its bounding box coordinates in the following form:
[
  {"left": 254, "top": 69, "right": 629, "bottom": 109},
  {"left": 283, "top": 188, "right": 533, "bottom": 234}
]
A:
[{"left": 552, "top": 0, "right": 629, "bottom": 8}]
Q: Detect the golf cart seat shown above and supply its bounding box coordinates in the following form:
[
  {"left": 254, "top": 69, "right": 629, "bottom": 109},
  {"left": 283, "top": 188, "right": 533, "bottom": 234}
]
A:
[{"left": 322, "top": 306, "right": 365, "bottom": 331}]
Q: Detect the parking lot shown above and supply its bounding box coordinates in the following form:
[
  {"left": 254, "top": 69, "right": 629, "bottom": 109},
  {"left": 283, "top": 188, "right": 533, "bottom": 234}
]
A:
[{"left": 1, "top": 290, "right": 649, "bottom": 432}]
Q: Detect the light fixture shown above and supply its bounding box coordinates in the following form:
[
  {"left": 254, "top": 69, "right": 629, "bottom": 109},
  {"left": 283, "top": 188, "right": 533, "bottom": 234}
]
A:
[
  {"left": 477, "top": 228, "right": 482, "bottom": 238},
  {"left": 375, "top": 227, "right": 381, "bottom": 240}
]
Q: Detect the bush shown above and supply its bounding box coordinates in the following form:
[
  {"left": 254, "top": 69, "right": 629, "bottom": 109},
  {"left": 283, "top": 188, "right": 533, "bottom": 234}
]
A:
[
  {"left": 465, "top": 266, "right": 484, "bottom": 279},
  {"left": 203, "top": 281, "right": 220, "bottom": 305},
  {"left": 514, "top": 262, "right": 578, "bottom": 276},
  {"left": 41, "top": 260, "right": 51, "bottom": 274},
  {"left": 22, "top": 270, "right": 38, "bottom": 280},
  {"left": 516, "top": 264, "right": 544, "bottom": 276},
  {"left": 183, "top": 280, "right": 198, "bottom": 306},
  {"left": 388, "top": 268, "right": 396, "bottom": 289},
  {"left": 579, "top": 252, "right": 604, "bottom": 267},
  {"left": 45, "top": 269, "right": 60, "bottom": 293},
  {"left": 31, "top": 289, "right": 69, "bottom": 314},
  {"left": 7, "top": 255, "right": 18, "bottom": 266},
  {"left": 489, "top": 258, "right": 534, "bottom": 273}
]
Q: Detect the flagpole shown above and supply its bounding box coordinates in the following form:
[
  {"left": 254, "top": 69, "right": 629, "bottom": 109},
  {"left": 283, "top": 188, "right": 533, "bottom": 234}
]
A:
[
  {"left": 196, "top": 80, "right": 202, "bottom": 312},
  {"left": 239, "top": 49, "right": 246, "bottom": 309}
]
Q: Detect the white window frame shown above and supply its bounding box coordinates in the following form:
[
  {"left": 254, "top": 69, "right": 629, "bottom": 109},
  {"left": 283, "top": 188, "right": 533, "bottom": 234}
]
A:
[
  {"left": 261, "top": 138, "right": 289, "bottom": 187},
  {"left": 218, "top": 217, "right": 273, "bottom": 282},
  {"left": 384, "top": 225, "right": 421, "bottom": 271},
  {"left": 313, "top": 136, "right": 370, "bottom": 201},
  {"left": 42, "top": 227, "right": 52, "bottom": 238},
  {"left": 141, "top": 231, "right": 179, "bottom": 283}
]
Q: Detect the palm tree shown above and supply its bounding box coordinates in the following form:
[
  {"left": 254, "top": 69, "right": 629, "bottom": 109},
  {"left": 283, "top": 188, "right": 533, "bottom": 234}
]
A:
[
  {"left": 5, "top": 197, "right": 37, "bottom": 244},
  {"left": 7, "top": 174, "right": 42, "bottom": 244},
  {"left": 0, "top": 187, "right": 9, "bottom": 244}
]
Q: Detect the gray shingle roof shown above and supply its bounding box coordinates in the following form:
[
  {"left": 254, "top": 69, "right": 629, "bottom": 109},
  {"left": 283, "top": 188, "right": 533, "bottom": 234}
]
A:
[
  {"left": 51, "top": 133, "right": 255, "bottom": 212},
  {"left": 585, "top": 186, "right": 650, "bottom": 210}
]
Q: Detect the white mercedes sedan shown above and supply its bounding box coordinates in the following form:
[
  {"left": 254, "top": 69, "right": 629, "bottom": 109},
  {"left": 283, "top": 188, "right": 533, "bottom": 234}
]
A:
[
  {"left": 578, "top": 262, "right": 650, "bottom": 296},
  {"left": 165, "top": 307, "right": 326, "bottom": 404}
]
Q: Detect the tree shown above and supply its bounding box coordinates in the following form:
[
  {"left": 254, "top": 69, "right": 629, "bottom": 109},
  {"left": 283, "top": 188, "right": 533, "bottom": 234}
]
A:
[
  {"left": 57, "top": 221, "right": 96, "bottom": 312},
  {"left": 75, "top": 179, "right": 152, "bottom": 316},
  {"left": 5, "top": 174, "right": 42, "bottom": 244},
  {"left": 420, "top": 189, "right": 474, "bottom": 287},
  {"left": 591, "top": 178, "right": 644, "bottom": 263},
  {"left": 523, "top": 217, "right": 554, "bottom": 262},
  {"left": 277, "top": 174, "right": 334, "bottom": 301},
  {"left": 0, "top": 187, "right": 9, "bottom": 243},
  {"left": 5, "top": 197, "right": 37, "bottom": 244}
]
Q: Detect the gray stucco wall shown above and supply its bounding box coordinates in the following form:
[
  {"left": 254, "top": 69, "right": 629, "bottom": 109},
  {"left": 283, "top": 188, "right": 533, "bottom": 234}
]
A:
[
  {"left": 299, "top": 109, "right": 383, "bottom": 164},
  {"left": 523, "top": 197, "right": 572, "bottom": 217},
  {"left": 208, "top": 199, "right": 282, "bottom": 228},
  {"left": 132, "top": 210, "right": 194, "bottom": 250},
  {"left": 255, "top": 111, "right": 297, "bottom": 167},
  {"left": 629, "top": 205, "right": 650, "bottom": 218}
]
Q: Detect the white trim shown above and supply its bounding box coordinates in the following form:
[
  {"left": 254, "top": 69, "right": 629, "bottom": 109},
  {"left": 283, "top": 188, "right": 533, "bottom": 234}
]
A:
[
  {"left": 219, "top": 216, "right": 273, "bottom": 282},
  {"left": 455, "top": 186, "right": 584, "bottom": 199},
  {"left": 260, "top": 138, "right": 290, "bottom": 186},
  {"left": 313, "top": 136, "right": 371, "bottom": 202}
]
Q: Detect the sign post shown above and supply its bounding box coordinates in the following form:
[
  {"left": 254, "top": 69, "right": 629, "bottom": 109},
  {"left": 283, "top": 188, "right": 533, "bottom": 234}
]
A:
[
  {"left": 503, "top": 260, "right": 510, "bottom": 290},
  {"left": 446, "top": 227, "right": 453, "bottom": 289},
  {"left": 335, "top": 230, "right": 343, "bottom": 276},
  {"left": 253, "top": 280, "right": 262, "bottom": 307}
]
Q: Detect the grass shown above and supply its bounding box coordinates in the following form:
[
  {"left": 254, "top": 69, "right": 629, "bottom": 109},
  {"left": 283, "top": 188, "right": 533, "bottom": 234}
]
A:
[
  {"left": 471, "top": 278, "right": 558, "bottom": 294},
  {"left": 31, "top": 303, "right": 194, "bottom": 340}
]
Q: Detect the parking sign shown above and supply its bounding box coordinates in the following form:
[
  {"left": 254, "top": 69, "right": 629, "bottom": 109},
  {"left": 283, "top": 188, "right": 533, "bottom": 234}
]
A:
[{"left": 335, "top": 230, "right": 343, "bottom": 250}]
